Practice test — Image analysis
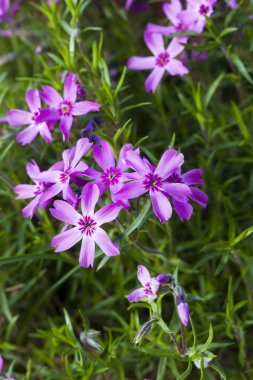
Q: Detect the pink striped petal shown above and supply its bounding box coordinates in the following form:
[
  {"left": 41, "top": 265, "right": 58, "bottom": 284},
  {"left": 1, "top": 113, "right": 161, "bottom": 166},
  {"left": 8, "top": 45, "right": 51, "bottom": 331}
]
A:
[
  {"left": 150, "top": 190, "right": 172, "bottom": 224},
  {"left": 94, "top": 227, "right": 120, "bottom": 256},
  {"left": 40, "top": 86, "right": 63, "bottom": 107},
  {"left": 39, "top": 122, "right": 53, "bottom": 144},
  {"left": 72, "top": 101, "right": 101, "bottom": 116},
  {"left": 93, "top": 140, "right": 115, "bottom": 171},
  {"left": 16, "top": 124, "right": 39, "bottom": 145},
  {"left": 137, "top": 265, "right": 151, "bottom": 287},
  {"left": 145, "top": 67, "right": 164, "bottom": 93},
  {"left": 144, "top": 31, "right": 165, "bottom": 55},
  {"left": 79, "top": 237, "right": 95, "bottom": 268},
  {"left": 64, "top": 73, "right": 77, "bottom": 103},
  {"left": 174, "top": 200, "right": 193, "bottom": 221},
  {"left": 22, "top": 197, "right": 40, "bottom": 218},
  {"left": 50, "top": 200, "right": 82, "bottom": 225},
  {"left": 155, "top": 149, "right": 184, "bottom": 179},
  {"left": 26, "top": 88, "right": 41, "bottom": 112},
  {"left": 60, "top": 115, "right": 73, "bottom": 142},
  {"left": 127, "top": 56, "right": 155, "bottom": 70},
  {"left": 189, "top": 187, "right": 208, "bottom": 208},
  {"left": 26, "top": 160, "right": 40, "bottom": 179},
  {"left": 128, "top": 288, "right": 147, "bottom": 302},
  {"left": 39, "top": 182, "right": 64, "bottom": 205},
  {"left": 81, "top": 183, "right": 99, "bottom": 216},
  {"left": 181, "top": 169, "right": 204, "bottom": 185},
  {"left": 162, "top": 183, "right": 191, "bottom": 201},
  {"left": 51, "top": 227, "right": 82, "bottom": 252},
  {"left": 166, "top": 59, "right": 189, "bottom": 76},
  {"left": 114, "top": 180, "right": 147, "bottom": 200},
  {"left": 8, "top": 110, "right": 32, "bottom": 127},
  {"left": 71, "top": 138, "right": 93, "bottom": 168},
  {"left": 125, "top": 150, "right": 150, "bottom": 175},
  {"left": 95, "top": 203, "right": 122, "bottom": 226},
  {"left": 14, "top": 184, "right": 37, "bottom": 199}
]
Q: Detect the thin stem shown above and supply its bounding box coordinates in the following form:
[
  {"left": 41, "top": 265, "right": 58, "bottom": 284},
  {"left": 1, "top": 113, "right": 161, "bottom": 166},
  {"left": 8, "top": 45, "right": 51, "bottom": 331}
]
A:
[{"left": 180, "top": 322, "right": 187, "bottom": 355}]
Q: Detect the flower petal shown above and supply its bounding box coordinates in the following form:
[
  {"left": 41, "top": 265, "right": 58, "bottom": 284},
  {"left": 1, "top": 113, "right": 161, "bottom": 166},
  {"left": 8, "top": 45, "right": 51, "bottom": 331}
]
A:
[
  {"left": 173, "top": 200, "right": 193, "bottom": 221},
  {"left": 155, "top": 148, "right": 184, "bottom": 179},
  {"left": 39, "top": 122, "right": 53, "bottom": 144},
  {"left": 64, "top": 73, "right": 77, "bottom": 103},
  {"left": 114, "top": 180, "right": 147, "bottom": 200},
  {"left": 144, "top": 31, "right": 165, "bottom": 55},
  {"left": 95, "top": 203, "right": 122, "bottom": 226},
  {"left": 16, "top": 124, "right": 39, "bottom": 145},
  {"left": 150, "top": 190, "right": 172, "bottom": 223},
  {"left": 127, "top": 56, "right": 155, "bottom": 70},
  {"left": 72, "top": 101, "right": 101, "bottom": 116},
  {"left": 26, "top": 160, "right": 40, "bottom": 179},
  {"left": 26, "top": 88, "right": 41, "bottom": 112},
  {"left": 81, "top": 183, "right": 99, "bottom": 216},
  {"left": 166, "top": 59, "right": 189, "bottom": 76},
  {"left": 8, "top": 110, "right": 32, "bottom": 127},
  {"left": 40, "top": 86, "right": 63, "bottom": 107},
  {"left": 60, "top": 115, "right": 73, "bottom": 142},
  {"left": 50, "top": 200, "right": 82, "bottom": 225},
  {"left": 71, "top": 138, "right": 93, "bottom": 169},
  {"left": 128, "top": 287, "right": 147, "bottom": 302},
  {"left": 93, "top": 140, "right": 115, "bottom": 171},
  {"left": 22, "top": 197, "right": 40, "bottom": 219},
  {"left": 79, "top": 237, "right": 95, "bottom": 268},
  {"left": 146, "top": 23, "right": 175, "bottom": 36},
  {"left": 137, "top": 265, "right": 151, "bottom": 287},
  {"left": 14, "top": 184, "right": 37, "bottom": 199},
  {"left": 51, "top": 227, "right": 82, "bottom": 252},
  {"left": 125, "top": 150, "right": 150, "bottom": 175},
  {"left": 39, "top": 182, "right": 64, "bottom": 205},
  {"left": 162, "top": 183, "right": 191, "bottom": 201},
  {"left": 181, "top": 169, "right": 204, "bottom": 185},
  {"left": 145, "top": 67, "right": 164, "bottom": 93},
  {"left": 94, "top": 227, "right": 120, "bottom": 256},
  {"left": 189, "top": 187, "right": 208, "bottom": 208}
]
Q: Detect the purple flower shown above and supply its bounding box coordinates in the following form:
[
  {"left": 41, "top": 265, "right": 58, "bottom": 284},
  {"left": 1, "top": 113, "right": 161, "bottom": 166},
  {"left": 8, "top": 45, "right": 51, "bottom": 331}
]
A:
[
  {"left": 165, "top": 168, "right": 208, "bottom": 221},
  {"left": 0, "top": 0, "right": 10, "bottom": 20},
  {"left": 177, "top": 301, "right": 190, "bottom": 326},
  {"left": 0, "top": 355, "right": 16, "bottom": 380},
  {"left": 186, "top": 0, "right": 217, "bottom": 33},
  {"left": 156, "top": 274, "right": 170, "bottom": 284},
  {"left": 7, "top": 89, "right": 53, "bottom": 145},
  {"left": 50, "top": 183, "right": 122, "bottom": 268},
  {"left": 227, "top": 0, "right": 237, "bottom": 8},
  {"left": 115, "top": 148, "right": 191, "bottom": 224},
  {"left": 37, "top": 138, "right": 92, "bottom": 205},
  {"left": 85, "top": 140, "right": 137, "bottom": 207},
  {"left": 39, "top": 73, "right": 101, "bottom": 141},
  {"left": 146, "top": 0, "right": 199, "bottom": 36},
  {"left": 128, "top": 265, "right": 161, "bottom": 303},
  {"left": 13, "top": 160, "right": 60, "bottom": 219},
  {"left": 127, "top": 32, "right": 188, "bottom": 93}
]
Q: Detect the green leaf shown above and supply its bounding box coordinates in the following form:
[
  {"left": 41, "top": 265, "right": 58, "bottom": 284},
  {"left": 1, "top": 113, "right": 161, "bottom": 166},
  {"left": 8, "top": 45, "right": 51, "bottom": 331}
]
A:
[
  {"left": 119, "top": 200, "right": 151, "bottom": 241},
  {"left": 230, "top": 54, "right": 253, "bottom": 85},
  {"left": 176, "top": 362, "right": 192, "bottom": 380},
  {"left": 157, "top": 357, "right": 167, "bottom": 380},
  {"left": 204, "top": 73, "right": 225, "bottom": 107},
  {"left": 115, "top": 67, "right": 127, "bottom": 97},
  {"left": 219, "top": 27, "right": 238, "bottom": 39},
  {"left": 231, "top": 102, "right": 250, "bottom": 140},
  {"left": 231, "top": 225, "right": 253, "bottom": 246},
  {"left": 200, "top": 324, "right": 213, "bottom": 353}
]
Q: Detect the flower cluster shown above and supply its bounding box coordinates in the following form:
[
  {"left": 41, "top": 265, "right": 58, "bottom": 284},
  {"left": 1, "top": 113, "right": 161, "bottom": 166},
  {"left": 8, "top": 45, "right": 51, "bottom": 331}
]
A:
[
  {"left": 14, "top": 135, "right": 207, "bottom": 267},
  {"left": 3, "top": 73, "right": 100, "bottom": 144},
  {"left": 127, "top": 0, "right": 217, "bottom": 92}
]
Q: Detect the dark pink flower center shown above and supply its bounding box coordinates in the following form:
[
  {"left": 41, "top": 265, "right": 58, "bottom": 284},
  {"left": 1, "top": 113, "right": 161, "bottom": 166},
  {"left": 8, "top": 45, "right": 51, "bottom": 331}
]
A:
[
  {"left": 175, "top": 22, "right": 186, "bottom": 31},
  {"left": 167, "top": 173, "right": 183, "bottom": 183},
  {"left": 155, "top": 52, "right": 170, "bottom": 67},
  {"left": 144, "top": 282, "right": 153, "bottom": 295},
  {"left": 78, "top": 215, "right": 97, "bottom": 236},
  {"left": 59, "top": 167, "right": 72, "bottom": 183},
  {"left": 199, "top": 4, "right": 209, "bottom": 14},
  {"left": 59, "top": 100, "right": 73, "bottom": 116},
  {"left": 101, "top": 167, "right": 122, "bottom": 186},
  {"left": 143, "top": 173, "right": 162, "bottom": 192},
  {"left": 32, "top": 110, "right": 40, "bottom": 124},
  {"left": 34, "top": 181, "right": 47, "bottom": 195}
]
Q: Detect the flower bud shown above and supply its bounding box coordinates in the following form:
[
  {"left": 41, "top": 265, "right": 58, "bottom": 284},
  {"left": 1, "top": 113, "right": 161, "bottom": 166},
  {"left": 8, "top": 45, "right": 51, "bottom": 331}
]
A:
[
  {"left": 156, "top": 274, "right": 170, "bottom": 284},
  {"left": 177, "top": 301, "right": 189, "bottom": 326},
  {"left": 133, "top": 317, "right": 159, "bottom": 346}
]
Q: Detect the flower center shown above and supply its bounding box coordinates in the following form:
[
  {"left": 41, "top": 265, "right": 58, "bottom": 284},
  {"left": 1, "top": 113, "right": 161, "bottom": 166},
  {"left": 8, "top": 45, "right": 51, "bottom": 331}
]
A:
[
  {"left": 32, "top": 110, "right": 40, "bottom": 123},
  {"left": 199, "top": 4, "right": 209, "bottom": 14},
  {"left": 78, "top": 216, "right": 97, "bottom": 236},
  {"left": 143, "top": 173, "right": 162, "bottom": 191},
  {"left": 59, "top": 100, "right": 73, "bottom": 116},
  {"left": 167, "top": 173, "right": 183, "bottom": 183},
  {"left": 34, "top": 181, "right": 46, "bottom": 195},
  {"left": 144, "top": 282, "right": 153, "bottom": 295},
  {"left": 176, "top": 22, "right": 186, "bottom": 31},
  {"left": 101, "top": 167, "right": 122, "bottom": 186},
  {"left": 155, "top": 52, "right": 170, "bottom": 68},
  {"left": 59, "top": 167, "right": 72, "bottom": 183}
]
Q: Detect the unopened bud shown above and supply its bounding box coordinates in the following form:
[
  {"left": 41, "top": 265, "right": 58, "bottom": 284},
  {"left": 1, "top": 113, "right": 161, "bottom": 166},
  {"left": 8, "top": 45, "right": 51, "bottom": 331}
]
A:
[
  {"left": 133, "top": 317, "right": 159, "bottom": 346},
  {"left": 177, "top": 302, "right": 189, "bottom": 326}
]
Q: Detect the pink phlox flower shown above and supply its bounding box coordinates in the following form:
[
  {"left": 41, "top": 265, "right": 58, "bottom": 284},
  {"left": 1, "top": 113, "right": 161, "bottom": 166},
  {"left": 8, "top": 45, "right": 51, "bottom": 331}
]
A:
[
  {"left": 127, "top": 32, "right": 188, "bottom": 93},
  {"left": 7, "top": 89, "right": 53, "bottom": 145},
  {"left": 50, "top": 183, "right": 122, "bottom": 268},
  {"left": 227, "top": 0, "right": 237, "bottom": 8},
  {"left": 128, "top": 265, "right": 161, "bottom": 303},
  {"left": 186, "top": 0, "right": 217, "bottom": 33},
  {"left": 37, "top": 138, "right": 92, "bottom": 206},
  {"left": 85, "top": 140, "right": 139, "bottom": 208},
  {"left": 165, "top": 167, "right": 208, "bottom": 221},
  {"left": 13, "top": 160, "right": 61, "bottom": 219},
  {"left": 115, "top": 148, "right": 192, "bottom": 224},
  {"left": 146, "top": 0, "right": 200, "bottom": 36},
  {"left": 38, "top": 73, "right": 101, "bottom": 141},
  {"left": 0, "top": 0, "right": 10, "bottom": 20}
]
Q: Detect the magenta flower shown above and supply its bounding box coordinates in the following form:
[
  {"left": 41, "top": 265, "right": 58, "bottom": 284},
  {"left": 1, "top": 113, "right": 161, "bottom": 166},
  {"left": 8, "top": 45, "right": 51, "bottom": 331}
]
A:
[
  {"left": 228, "top": 0, "right": 237, "bottom": 8},
  {"left": 115, "top": 148, "right": 191, "bottom": 224},
  {"left": 7, "top": 89, "right": 53, "bottom": 145},
  {"left": 37, "top": 138, "right": 92, "bottom": 205},
  {"left": 0, "top": 355, "right": 15, "bottom": 380},
  {"left": 13, "top": 160, "right": 60, "bottom": 219},
  {"left": 146, "top": 0, "right": 199, "bottom": 36},
  {"left": 127, "top": 32, "right": 188, "bottom": 93},
  {"left": 177, "top": 301, "right": 190, "bottom": 326},
  {"left": 165, "top": 168, "right": 208, "bottom": 221},
  {"left": 39, "top": 73, "right": 101, "bottom": 141},
  {"left": 50, "top": 183, "right": 122, "bottom": 268},
  {"left": 0, "top": 0, "right": 9, "bottom": 20},
  {"left": 186, "top": 0, "right": 217, "bottom": 33},
  {"left": 128, "top": 265, "right": 161, "bottom": 303},
  {"left": 85, "top": 140, "right": 137, "bottom": 207}
]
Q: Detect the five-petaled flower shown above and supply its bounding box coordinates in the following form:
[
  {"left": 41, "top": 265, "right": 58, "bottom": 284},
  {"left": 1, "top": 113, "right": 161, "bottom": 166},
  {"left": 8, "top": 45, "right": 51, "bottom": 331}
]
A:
[
  {"left": 115, "top": 148, "right": 191, "bottom": 224},
  {"left": 7, "top": 89, "right": 53, "bottom": 145},
  {"left": 128, "top": 265, "right": 168, "bottom": 303},
  {"left": 186, "top": 0, "right": 217, "bottom": 33},
  {"left": 85, "top": 140, "right": 138, "bottom": 207},
  {"left": 50, "top": 183, "right": 122, "bottom": 268},
  {"left": 38, "top": 73, "right": 101, "bottom": 141},
  {"left": 127, "top": 32, "right": 188, "bottom": 93}
]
